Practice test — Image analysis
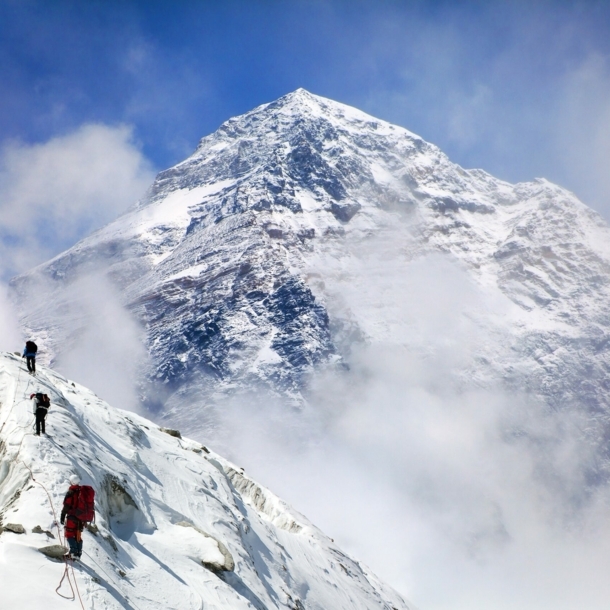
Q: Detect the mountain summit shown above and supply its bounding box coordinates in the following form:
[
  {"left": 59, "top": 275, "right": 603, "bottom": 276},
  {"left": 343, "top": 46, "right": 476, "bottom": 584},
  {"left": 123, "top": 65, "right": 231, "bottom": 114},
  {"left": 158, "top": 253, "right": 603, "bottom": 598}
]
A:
[{"left": 12, "top": 89, "right": 610, "bottom": 444}]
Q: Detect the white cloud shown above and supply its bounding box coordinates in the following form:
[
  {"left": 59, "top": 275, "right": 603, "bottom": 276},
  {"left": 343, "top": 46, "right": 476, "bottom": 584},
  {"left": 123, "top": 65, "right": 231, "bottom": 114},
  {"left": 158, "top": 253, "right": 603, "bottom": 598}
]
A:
[
  {"left": 0, "top": 283, "right": 21, "bottom": 352},
  {"left": 202, "top": 235, "right": 610, "bottom": 610},
  {"left": 235, "top": 351, "right": 608, "bottom": 610},
  {"left": 55, "top": 273, "right": 148, "bottom": 414},
  {"left": 0, "top": 123, "right": 155, "bottom": 275},
  {"left": 0, "top": 123, "right": 155, "bottom": 411}
]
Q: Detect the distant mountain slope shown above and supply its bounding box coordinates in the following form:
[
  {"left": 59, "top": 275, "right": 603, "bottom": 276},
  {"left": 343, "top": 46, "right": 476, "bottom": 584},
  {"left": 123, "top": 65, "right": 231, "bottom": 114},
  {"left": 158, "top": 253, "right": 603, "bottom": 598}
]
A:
[
  {"left": 0, "top": 352, "right": 412, "bottom": 609},
  {"left": 11, "top": 89, "right": 610, "bottom": 444}
]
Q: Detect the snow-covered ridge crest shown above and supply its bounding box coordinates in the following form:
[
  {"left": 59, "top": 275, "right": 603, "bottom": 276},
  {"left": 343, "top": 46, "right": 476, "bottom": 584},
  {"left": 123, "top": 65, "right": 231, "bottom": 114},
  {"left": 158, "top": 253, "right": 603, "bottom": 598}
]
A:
[
  {"left": 0, "top": 352, "right": 412, "bottom": 609},
  {"left": 224, "top": 466, "right": 304, "bottom": 534}
]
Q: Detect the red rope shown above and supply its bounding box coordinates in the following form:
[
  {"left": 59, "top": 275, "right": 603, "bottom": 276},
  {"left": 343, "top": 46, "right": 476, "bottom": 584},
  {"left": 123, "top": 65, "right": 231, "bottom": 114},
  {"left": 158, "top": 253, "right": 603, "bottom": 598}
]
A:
[
  {"left": 55, "top": 558, "right": 76, "bottom": 601},
  {"left": 20, "top": 458, "right": 87, "bottom": 608},
  {"left": 0, "top": 359, "right": 87, "bottom": 607},
  {"left": 71, "top": 561, "right": 86, "bottom": 608}
]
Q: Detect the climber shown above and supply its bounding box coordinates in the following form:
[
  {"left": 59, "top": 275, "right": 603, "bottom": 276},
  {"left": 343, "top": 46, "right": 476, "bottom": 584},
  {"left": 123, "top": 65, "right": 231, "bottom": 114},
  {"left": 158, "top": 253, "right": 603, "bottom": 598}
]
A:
[
  {"left": 29, "top": 392, "right": 50, "bottom": 436},
  {"left": 22, "top": 340, "right": 37, "bottom": 374},
  {"left": 60, "top": 475, "right": 95, "bottom": 560}
]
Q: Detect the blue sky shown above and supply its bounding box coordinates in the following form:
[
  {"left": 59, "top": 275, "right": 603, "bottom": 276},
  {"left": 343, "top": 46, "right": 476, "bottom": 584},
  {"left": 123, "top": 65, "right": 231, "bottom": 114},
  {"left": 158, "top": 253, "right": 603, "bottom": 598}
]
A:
[{"left": 1, "top": 0, "right": 610, "bottom": 272}]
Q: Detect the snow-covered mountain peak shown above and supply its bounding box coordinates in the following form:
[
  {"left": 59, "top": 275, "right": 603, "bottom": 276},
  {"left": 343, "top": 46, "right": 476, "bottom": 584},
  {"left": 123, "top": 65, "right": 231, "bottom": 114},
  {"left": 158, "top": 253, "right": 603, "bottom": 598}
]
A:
[
  {"left": 0, "top": 352, "right": 412, "bottom": 609},
  {"left": 147, "top": 87, "right": 430, "bottom": 214},
  {"left": 11, "top": 90, "right": 610, "bottom": 447},
  {"left": 202, "top": 87, "right": 420, "bottom": 144}
]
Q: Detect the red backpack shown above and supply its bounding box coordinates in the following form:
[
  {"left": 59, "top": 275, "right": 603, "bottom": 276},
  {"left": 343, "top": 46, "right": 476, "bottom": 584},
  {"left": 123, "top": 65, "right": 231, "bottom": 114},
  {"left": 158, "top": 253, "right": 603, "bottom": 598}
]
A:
[{"left": 69, "top": 485, "right": 95, "bottom": 523}]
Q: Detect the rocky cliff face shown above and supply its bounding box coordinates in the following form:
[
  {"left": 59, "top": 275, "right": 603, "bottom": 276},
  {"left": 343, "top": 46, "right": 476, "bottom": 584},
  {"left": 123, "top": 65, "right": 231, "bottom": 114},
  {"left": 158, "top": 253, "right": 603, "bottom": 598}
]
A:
[{"left": 11, "top": 89, "right": 610, "bottom": 445}]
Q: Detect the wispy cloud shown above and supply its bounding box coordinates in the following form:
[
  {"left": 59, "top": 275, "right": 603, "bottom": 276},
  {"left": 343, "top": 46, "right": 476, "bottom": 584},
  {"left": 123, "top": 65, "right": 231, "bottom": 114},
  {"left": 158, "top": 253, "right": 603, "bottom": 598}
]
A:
[
  {"left": 0, "top": 284, "right": 21, "bottom": 351},
  {"left": 0, "top": 123, "right": 155, "bottom": 277},
  {"left": 0, "top": 122, "right": 155, "bottom": 371},
  {"left": 205, "top": 235, "right": 610, "bottom": 610},
  {"left": 55, "top": 273, "right": 148, "bottom": 414}
]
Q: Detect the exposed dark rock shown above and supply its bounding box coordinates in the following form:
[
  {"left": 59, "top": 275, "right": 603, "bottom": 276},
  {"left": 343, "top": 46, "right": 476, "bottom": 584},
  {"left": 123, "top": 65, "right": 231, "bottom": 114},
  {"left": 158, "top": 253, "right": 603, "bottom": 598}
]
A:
[
  {"left": 38, "top": 545, "right": 69, "bottom": 559},
  {"left": 32, "top": 525, "right": 55, "bottom": 538},
  {"left": 103, "top": 533, "right": 118, "bottom": 552},
  {"left": 86, "top": 523, "right": 99, "bottom": 535},
  {"left": 430, "top": 196, "right": 495, "bottom": 215},
  {"left": 266, "top": 227, "right": 284, "bottom": 239},
  {"left": 297, "top": 228, "right": 315, "bottom": 240},
  {"left": 330, "top": 201, "right": 361, "bottom": 222}
]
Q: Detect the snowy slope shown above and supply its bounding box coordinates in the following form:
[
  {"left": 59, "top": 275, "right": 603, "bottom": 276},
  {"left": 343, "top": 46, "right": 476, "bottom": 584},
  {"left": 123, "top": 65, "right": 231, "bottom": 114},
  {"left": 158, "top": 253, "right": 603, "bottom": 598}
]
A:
[
  {"left": 11, "top": 89, "right": 610, "bottom": 437},
  {"left": 0, "top": 352, "right": 412, "bottom": 610}
]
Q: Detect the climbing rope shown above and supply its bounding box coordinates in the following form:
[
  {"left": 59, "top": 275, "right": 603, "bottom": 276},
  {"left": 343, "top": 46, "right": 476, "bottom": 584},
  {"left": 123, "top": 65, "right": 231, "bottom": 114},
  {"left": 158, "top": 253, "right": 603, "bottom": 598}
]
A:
[
  {"left": 1, "top": 360, "right": 87, "bottom": 609},
  {"left": 20, "top": 460, "right": 86, "bottom": 609},
  {"left": 2, "top": 370, "right": 37, "bottom": 470},
  {"left": 55, "top": 560, "right": 77, "bottom": 601},
  {"left": 56, "top": 557, "right": 86, "bottom": 609},
  {"left": 2, "top": 357, "right": 151, "bottom": 610}
]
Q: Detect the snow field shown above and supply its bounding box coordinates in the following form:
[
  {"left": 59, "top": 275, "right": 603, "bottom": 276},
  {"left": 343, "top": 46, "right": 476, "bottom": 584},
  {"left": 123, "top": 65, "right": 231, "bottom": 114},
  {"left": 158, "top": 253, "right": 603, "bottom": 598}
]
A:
[{"left": 0, "top": 353, "right": 412, "bottom": 609}]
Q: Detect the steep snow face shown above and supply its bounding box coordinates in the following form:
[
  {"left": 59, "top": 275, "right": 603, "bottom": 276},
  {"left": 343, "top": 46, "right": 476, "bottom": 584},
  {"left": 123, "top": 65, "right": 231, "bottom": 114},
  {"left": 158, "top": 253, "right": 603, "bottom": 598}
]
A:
[
  {"left": 0, "top": 352, "right": 412, "bottom": 610},
  {"left": 11, "top": 88, "right": 610, "bottom": 433}
]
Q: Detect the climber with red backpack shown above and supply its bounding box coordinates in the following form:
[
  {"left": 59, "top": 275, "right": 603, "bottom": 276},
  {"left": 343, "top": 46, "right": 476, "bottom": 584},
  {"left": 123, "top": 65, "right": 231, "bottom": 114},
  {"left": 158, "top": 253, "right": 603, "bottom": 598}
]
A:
[{"left": 60, "top": 474, "right": 95, "bottom": 560}]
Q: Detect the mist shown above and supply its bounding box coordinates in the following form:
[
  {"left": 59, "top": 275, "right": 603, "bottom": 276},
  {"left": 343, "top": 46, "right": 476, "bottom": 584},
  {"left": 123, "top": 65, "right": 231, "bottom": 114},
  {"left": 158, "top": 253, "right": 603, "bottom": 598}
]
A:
[
  {"left": 0, "top": 121, "right": 156, "bottom": 410},
  {"left": 55, "top": 274, "right": 148, "bottom": 414},
  {"left": 0, "top": 283, "right": 22, "bottom": 352},
  {"left": 0, "top": 123, "right": 155, "bottom": 278},
  {"left": 203, "top": 238, "right": 610, "bottom": 610}
]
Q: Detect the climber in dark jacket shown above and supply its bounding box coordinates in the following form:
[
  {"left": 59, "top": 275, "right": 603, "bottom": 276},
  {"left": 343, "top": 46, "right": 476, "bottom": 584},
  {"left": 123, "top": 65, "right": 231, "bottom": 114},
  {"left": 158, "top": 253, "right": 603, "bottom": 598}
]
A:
[
  {"left": 61, "top": 474, "right": 84, "bottom": 559},
  {"left": 22, "top": 340, "right": 37, "bottom": 374},
  {"left": 30, "top": 392, "right": 50, "bottom": 435}
]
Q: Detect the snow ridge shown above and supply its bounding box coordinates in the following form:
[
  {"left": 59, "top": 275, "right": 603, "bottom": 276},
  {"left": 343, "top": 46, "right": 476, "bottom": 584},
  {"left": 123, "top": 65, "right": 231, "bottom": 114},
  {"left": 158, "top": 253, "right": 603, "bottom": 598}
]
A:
[{"left": 0, "top": 352, "right": 412, "bottom": 609}]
